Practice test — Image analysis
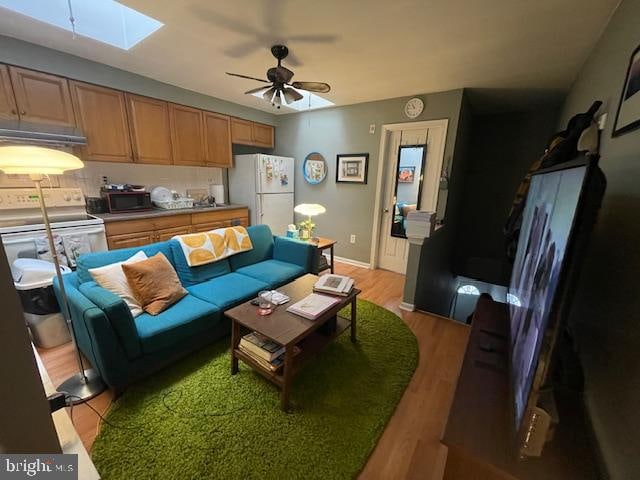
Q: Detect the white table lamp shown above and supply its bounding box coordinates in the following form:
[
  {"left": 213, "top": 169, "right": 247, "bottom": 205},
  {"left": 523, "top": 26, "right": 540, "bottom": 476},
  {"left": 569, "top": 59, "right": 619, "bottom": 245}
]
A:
[
  {"left": 0, "top": 146, "right": 105, "bottom": 404},
  {"left": 294, "top": 203, "right": 326, "bottom": 240}
]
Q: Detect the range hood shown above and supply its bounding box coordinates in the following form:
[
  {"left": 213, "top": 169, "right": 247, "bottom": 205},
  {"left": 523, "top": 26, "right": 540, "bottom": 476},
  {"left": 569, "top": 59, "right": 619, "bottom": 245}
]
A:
[{"left": 0, "top": 120, "right": 87, "bottom": 146}]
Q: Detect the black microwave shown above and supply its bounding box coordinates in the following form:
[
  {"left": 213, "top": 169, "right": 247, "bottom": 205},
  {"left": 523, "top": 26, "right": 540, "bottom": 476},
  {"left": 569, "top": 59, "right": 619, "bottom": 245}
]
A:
[{"left": 101, "top": 191, "right": 152, "bottom": 213}]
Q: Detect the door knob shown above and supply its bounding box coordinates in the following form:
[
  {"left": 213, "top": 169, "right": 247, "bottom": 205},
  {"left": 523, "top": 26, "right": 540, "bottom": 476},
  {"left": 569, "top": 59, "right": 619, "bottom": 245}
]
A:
[{"left": 383, "top": 208, "right": 390, "bottom": 213}]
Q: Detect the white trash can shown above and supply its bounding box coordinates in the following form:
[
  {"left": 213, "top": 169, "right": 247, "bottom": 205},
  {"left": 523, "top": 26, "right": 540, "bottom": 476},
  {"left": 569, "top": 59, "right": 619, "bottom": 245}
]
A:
[{"left": 12, "top": 258, "right": 72, "bottom": 349}]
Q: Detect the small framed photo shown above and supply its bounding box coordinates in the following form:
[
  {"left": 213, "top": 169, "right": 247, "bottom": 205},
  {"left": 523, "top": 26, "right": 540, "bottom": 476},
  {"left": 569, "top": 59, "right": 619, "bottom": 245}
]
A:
[
  {"left": 613, "top": 43, "right": 640, "bottom": 137},
  {"left": 336, "top": 153, "right": 369, "bottom": 184},
  {"left": 398, "top": 166, "right": 415, "bottom": 183}
]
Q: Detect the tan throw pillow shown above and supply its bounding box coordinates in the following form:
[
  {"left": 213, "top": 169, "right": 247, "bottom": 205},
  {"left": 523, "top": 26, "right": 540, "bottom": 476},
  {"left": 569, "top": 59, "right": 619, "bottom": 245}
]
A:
[
  {"left": 122, "top": 252, "right": 187, "bottom": 315},
  {"left": 89, "top": 251, "right": 148, "bottom": 317}
]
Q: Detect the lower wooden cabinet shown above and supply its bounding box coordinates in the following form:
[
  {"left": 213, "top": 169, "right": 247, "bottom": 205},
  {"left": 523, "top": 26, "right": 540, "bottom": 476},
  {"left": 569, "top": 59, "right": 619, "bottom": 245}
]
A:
[
  {"left": 156, "top": 225, "right": 191, "bottom": 242},
  {"left": 107, "top": 231, "right": 156, "bottom": 250},
  {"left": 104, "top": 208, "right": 249, "bottom": 250}
]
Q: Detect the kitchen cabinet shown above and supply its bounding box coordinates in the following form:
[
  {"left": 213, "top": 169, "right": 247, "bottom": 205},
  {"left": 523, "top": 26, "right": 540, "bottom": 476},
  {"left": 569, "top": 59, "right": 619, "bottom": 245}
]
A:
[
  {"left": 169, "top": 103, "right": 205, "bottom": 166},
  {"left": 107, "top": 231, "right": 156, "bottom": 250},
  {"left": 156, "top": 225, "right": 192, "bottom": 242},
  {"left": 104, "top": 208, "right": 249, "bottom": 249},
  {"left": 8, "top": 66, "right": 76, "bottom": 126},
  {"left": 230, "top": 117, "right": 253, "bottom": 144},
  {"left": 70, "top": 81, "right": 132, "bottom": 163},
  {"left": 204, "top": 112, "right": 232, "bottom": 168},
  {"left": 251, "top": 122, "right": 275, "bottom": 148},
  {"left": 0, "top": 65, "right": 18, "bottom": 121},
  {"left": 125, "top": 93, "right": 173, "bottom": 165},
  {"left": 231, "top": 117, "right": 274, "bottom": 148}
]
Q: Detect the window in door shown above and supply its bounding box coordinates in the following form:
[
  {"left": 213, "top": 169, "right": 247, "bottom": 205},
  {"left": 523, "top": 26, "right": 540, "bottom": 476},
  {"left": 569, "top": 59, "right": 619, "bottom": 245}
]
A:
[{"left": 391, "top": 144, "right": 427, "bottom": 238}]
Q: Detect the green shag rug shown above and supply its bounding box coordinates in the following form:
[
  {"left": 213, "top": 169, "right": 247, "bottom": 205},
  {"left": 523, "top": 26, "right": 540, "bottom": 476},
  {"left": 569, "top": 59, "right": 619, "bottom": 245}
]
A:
[{"left": 91, "top": 299, "right": 418, "bottom": 479}]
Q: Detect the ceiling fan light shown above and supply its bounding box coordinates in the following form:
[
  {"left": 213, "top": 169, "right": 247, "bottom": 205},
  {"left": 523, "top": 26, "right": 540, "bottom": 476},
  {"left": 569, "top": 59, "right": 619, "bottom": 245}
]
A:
[{"left": 262, "top": 87, "right": 276, "bottom": 101}]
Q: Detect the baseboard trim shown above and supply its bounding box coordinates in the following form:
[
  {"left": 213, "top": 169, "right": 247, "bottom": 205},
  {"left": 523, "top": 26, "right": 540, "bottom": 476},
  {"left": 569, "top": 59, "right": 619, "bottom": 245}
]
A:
[
  {"left": 399, "top": 302, "right": 415, "bottom": 312},
  {"left": 323, "top": 253, "right": 371, "bottom": 269}
]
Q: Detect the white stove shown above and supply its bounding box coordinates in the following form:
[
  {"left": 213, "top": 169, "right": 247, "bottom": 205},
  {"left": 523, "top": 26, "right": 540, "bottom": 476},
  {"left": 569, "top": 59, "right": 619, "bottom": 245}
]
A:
[{"left": 0, "top": 187, "right": 107, "bottom": 267}]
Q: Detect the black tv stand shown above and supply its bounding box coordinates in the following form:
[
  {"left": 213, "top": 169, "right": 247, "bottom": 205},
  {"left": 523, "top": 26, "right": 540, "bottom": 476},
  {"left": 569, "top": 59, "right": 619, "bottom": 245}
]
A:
[{"left": 441, "top": 296, "right": 598, "bottom": 479}]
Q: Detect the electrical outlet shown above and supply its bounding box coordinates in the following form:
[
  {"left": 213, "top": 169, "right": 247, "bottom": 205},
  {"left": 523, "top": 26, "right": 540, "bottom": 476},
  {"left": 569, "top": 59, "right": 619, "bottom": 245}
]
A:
[{"left": 350, "top": 234, "right": 356, "bottom": 244}]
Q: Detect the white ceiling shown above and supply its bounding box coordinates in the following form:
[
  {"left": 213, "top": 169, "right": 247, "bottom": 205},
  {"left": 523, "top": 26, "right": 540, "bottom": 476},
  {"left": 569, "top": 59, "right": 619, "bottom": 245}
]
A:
[{"left": 0, "top": 0, "right": 620, "bottom": 114}]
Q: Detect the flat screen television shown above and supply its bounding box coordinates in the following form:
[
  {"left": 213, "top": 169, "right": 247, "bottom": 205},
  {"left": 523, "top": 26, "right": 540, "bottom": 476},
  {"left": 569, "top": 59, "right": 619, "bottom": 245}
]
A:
[{"left": 508, "top": 156, "right": 604, "bottom": 453}]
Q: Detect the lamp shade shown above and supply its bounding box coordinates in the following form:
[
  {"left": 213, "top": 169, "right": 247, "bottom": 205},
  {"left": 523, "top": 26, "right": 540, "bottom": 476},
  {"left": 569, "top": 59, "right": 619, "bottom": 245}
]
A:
[
  {"left": 0, "top": 146, "right": 84, "bottom": 175},
  {"left": 294, "top": 203, "right": 326, "bottom": 217}
]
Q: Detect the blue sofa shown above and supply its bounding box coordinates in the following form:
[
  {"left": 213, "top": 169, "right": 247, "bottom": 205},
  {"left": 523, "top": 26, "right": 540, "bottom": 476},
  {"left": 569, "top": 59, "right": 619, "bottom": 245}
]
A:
[{"left": 53, "top": 225, "right": 314, "bottom": 392}]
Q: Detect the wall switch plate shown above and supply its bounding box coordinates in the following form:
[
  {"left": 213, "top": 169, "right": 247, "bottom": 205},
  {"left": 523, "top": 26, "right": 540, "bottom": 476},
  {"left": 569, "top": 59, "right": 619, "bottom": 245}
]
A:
[
  {"left": 369, "top": 124, "right": 376, "bottom": 134},
  {"left": 597, "top": 113, "right": 607, "bottom": 130},
  {"left": 350, "top": 234, "right": 356, "bottom": 244}
]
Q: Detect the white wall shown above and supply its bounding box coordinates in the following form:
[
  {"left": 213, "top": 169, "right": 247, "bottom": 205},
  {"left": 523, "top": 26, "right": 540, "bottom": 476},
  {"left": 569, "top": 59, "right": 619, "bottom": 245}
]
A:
[{"left": 57, "top": 162, "right": 224, "bottom": 198}]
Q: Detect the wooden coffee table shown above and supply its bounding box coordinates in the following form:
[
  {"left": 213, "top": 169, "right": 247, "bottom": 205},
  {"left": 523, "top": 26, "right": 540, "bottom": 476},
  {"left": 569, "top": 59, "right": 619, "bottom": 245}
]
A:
[{"left": 226, "top": 274, "right": 360, "bottom": 411}]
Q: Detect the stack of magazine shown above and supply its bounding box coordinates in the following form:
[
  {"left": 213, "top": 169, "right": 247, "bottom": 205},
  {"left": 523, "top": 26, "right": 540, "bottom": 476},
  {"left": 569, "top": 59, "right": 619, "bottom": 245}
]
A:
[
  {"left": 313, "top": 274, "right": 354, "bottom": 296},
  {"left": 286, "top": 293, "right": 341, "bottom": 320},
  {"left": 238, "top": 332, "right": 298, "bottom": 372}
]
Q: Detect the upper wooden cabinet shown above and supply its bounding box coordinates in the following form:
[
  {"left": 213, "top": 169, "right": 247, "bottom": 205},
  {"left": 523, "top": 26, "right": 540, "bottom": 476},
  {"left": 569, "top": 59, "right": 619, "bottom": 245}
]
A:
[
  {"left": 231, "top": 117, "right": 274, "bottom": 148},
  {"left": 70, "top": 81, "right": 132, "bottom": 163},
  {"left": 252, "top": 122, "right": 275, "bottom": 147},
  {"left": 8, "top": 67, "right": 76, "bottom": 126},
  {"left": 169, "top": 103, "right": 205, "bottom": 166},
  {"left": 0, "top": 65, "right": 18, "bottom": 121},
  {"left": 125, "top": 93, "right": 173, "bottom": 165},
  {"left": 204, "top": 112, "right": 232, "bottom": 168},
  {"left": 231, "top": 117, "right": 253, "bottom": 144}
]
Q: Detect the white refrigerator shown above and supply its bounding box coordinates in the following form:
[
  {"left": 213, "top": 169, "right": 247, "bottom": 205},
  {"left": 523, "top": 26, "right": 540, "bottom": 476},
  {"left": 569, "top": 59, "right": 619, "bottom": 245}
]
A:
[{"left": 228, "top": 154, "right": 295, "bottom": 235}]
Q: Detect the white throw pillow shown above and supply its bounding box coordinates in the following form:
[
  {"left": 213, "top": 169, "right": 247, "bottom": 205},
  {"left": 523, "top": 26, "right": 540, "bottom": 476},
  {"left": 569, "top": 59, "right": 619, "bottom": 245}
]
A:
[{"left": 89, "top": 251, "right": 148, "bottom": 317}]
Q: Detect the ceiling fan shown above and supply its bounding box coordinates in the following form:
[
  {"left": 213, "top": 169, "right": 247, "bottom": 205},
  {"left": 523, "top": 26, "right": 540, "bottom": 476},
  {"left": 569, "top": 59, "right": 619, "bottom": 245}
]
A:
[{"left": 226, "top": 45, "right": 331, "bottom": 109}]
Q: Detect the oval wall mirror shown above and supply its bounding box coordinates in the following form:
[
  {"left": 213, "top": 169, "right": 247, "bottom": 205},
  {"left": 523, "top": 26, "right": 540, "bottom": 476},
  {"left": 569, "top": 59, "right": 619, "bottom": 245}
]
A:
[{"left": 302, "top": 152, "right": 327, "bottom": 184}]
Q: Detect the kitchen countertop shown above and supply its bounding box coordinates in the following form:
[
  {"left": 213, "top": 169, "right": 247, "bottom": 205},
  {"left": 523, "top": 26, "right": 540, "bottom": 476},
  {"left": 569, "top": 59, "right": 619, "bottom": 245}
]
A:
[{"left": 94, "top": 204, "right": 248, "bottom": 222}]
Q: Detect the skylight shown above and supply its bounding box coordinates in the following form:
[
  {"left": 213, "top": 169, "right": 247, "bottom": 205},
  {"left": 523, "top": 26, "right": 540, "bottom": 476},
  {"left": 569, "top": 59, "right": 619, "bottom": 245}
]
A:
[
  {"left": 252, "top": 88, "right": 334, "bottom": 112},
  {"left": 0, "top": 0, "right": 164, "bottom": 50}
]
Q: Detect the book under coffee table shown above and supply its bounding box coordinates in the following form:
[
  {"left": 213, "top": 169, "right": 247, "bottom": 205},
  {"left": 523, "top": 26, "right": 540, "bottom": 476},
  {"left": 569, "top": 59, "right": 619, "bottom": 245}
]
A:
[{"left": 226, "top": 273, "right": 360, "bottom": 411}]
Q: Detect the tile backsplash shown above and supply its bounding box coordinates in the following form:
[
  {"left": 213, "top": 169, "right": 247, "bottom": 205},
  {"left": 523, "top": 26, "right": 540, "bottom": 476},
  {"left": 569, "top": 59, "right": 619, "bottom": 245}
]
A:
[{"left": 56, "top": 161, "right": 225, "bottom": 198}]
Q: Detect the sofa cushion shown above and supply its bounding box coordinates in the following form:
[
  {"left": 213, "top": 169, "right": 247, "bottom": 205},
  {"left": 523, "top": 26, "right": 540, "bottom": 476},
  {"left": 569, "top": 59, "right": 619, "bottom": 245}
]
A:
[
  {"left": 235, "top": 259, "right": 305, "bottom": 287},
  {"left": 76, "top": 242, "right": 174, "bottom": 284},
  {"left": 187, "top": 273, "right": 268, "bottom": 310},
  {"left": 122, "top": 253, "right": 187, "bottom": 315},
  {"left": 228, "top": 224, "right": 274, "bottom": 271},
  {"left": 134, "top": 294, "right": 221, "bottom": 354},
  {"left": 169, "top": 240, "right": 231, "bottom": 287}
]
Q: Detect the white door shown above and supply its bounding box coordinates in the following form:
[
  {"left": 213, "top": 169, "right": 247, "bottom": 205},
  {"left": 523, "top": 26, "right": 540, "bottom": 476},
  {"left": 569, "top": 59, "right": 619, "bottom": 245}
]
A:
[
  {"left": 256, "top": 156, "right": 295, "bottom": 194},
  {"left": 377, "top": 129, "right": 428, "bottom": 273},
  {"left": 256, "top": 193, "right": 294, "bottom": 236}
]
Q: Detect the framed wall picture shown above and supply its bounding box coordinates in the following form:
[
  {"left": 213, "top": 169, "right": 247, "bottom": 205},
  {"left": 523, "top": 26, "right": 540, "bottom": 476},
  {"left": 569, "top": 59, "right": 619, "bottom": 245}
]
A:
[
  {"left": 336, "top": 153, "right": 369, "bottom": 184},
  {"left": 302, "top": 152, "right": 327, "bottom": 184},
  {"left": 398, "top": 166, "right": 416, "bottom": 183},
  {"left": 613, "top": 43, "right": 640, "bottom": 137}
]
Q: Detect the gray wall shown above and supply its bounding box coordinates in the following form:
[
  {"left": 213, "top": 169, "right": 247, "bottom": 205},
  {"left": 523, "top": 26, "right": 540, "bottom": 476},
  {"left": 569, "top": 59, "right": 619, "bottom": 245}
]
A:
[
  {"left": 454, "top": 107, "right": 559, "bottom": 285},
  {"left": 558, "top": 0, "right": 639, "bottom": 477},
  {"left": 413, "top": 94, "right": 473, "bottom": 314},
  {"left": 0, "top": 247, "right": 61, "bottom": 454},
  {"left": 275, "top": 89, "right": 464, "bottom": 263},
  {"left": 0, "top": 36, "right": 276, "bottom": 125}
]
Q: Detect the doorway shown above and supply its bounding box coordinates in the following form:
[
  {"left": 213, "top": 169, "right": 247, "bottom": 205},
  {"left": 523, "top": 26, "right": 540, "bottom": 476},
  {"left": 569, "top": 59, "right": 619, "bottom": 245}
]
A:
[{"left": 372, "top": 120, "right": 448, "bottom": 274}]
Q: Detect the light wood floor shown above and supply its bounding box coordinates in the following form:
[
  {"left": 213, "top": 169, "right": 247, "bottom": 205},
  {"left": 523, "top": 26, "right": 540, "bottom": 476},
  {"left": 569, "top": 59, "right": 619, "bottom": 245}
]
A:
[{"left": 38, "top": 263, "right": 469, "bottom": 479}]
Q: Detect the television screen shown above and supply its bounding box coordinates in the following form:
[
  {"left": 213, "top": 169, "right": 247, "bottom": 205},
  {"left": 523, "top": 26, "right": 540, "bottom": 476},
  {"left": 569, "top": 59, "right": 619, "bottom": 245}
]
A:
[{"left": 508, "top": 163, "right": 588, "bottom": 432}]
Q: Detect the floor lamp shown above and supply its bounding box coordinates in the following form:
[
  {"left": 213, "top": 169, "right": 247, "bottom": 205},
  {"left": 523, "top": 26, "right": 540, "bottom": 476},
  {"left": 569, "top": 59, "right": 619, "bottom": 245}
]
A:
[{"left": 0, "top": 145, "right": 105, "bottom": 404}]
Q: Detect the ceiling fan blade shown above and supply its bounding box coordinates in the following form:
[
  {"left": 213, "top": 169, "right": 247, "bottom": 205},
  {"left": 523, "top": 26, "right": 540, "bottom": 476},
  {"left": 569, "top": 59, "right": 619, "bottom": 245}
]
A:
[
  {"left": 244, "top": 86, "right": 270, "bottom": 95},
  {"left": 283, "top": 87, "right": 303, "bottom": 103},
  {"left": 262, "top": 87, "right": 276, "bottom": 101},
  {"left": 226, "top": 72, "right": 270, "bottom": 83},
  {"left": 291, "top": 81, "right": 331, "bottom": 93}
]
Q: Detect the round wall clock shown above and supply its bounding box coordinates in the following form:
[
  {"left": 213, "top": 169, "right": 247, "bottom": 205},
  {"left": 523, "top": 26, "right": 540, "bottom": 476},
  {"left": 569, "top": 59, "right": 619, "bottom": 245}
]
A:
[
  {"left": 404, "top": 97, "right": 424, "bottom": 119},
  {"left": 302, "top": 152, "right": 327, "bottom": 184}
]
